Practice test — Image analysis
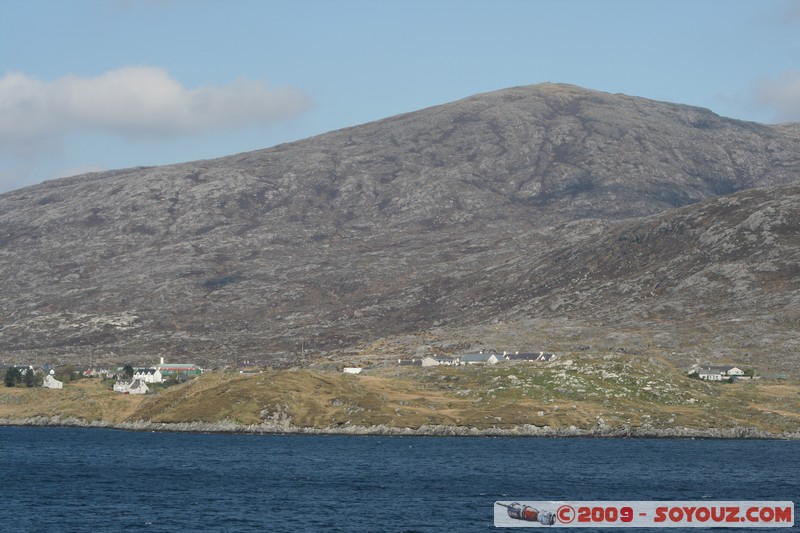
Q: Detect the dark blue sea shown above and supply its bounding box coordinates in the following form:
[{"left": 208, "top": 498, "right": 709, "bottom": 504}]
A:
[{"left": 0, "top": 427, "right": 797, "bottom": 532}]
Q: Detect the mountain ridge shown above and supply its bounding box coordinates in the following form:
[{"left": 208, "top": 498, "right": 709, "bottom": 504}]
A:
[{"left": 1, "top": 83, "right": 799, "bottom": 370}]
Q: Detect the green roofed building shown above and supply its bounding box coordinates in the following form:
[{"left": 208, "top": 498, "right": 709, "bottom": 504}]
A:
[{"left": 155, "top": 358, "right": 202, "bottom": 376}]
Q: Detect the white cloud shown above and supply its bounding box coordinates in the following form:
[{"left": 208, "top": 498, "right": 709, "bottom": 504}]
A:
[
  {"left": 749, "top": 69, "right": 800, "bottom": 123},
  {"left": 0, "top": 66, "right": 311, "bottom": 147}
]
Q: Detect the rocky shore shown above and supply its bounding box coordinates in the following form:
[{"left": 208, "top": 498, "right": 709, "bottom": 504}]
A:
[{"left": 2, "top": 416, "right": 798, "bottom": 440}]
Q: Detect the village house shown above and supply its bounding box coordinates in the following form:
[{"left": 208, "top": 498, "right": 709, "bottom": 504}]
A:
[
  {"left": 133, "top": 368, "right": 163, "bottom": 384},
  {"left": 43, "top": 375, "right": 63, "bottom": 389},
  {"left": 503, "top": 351, "right": 557, "bottom": 362},
  {"left": 83, "top": 368, "right": 114, "bottom": 379},
  {"left": 398, "top": 350, "right": 551, "bottom": 367},
  {"left": 503, "top": 352, "right": 540, "bottom": 362},
  {"left": 695, "top": 365, "right": 745, "bottom": 381},
  {"left": 459, "top": 352, "right": 501, "bottom": 365},
  {"left": 113, "top": 379, "right": 149, "bottom": 394},
  {"left": 128, "top": 379, "right": 149, "bottom": 394},
  {"left": 421, "top": 355, "right": 455, "bottom": 367}
]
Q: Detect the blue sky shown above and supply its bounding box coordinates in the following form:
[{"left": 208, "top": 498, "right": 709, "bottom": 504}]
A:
[{"left": 1, "top": 0, "right": 799, "bottom": 193}]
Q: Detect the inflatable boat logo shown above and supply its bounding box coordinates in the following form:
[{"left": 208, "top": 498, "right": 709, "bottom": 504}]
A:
[{"left": 496, "top": 502, "right": 556, "bottom": 526}]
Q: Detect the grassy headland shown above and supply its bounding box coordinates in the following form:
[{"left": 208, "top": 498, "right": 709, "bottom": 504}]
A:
[{"left": 2, "top": 354, "right": 798, "bottom": 436}]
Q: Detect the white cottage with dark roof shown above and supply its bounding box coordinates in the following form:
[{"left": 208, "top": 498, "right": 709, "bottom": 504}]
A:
[{"left": 133, "top": 368, "right": 163, "bottom": 383}]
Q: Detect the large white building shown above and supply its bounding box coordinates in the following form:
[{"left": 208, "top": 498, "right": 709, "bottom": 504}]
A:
[{"left": 133, "top": 368, "right": 163, "bottom": 383}]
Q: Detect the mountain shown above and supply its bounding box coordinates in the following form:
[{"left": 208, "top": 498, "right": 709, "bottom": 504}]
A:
[{"left": 1, "top": 83, "right": 799, "bottom": 370}]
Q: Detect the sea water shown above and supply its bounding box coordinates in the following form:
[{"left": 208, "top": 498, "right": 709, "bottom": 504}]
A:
[{"left": 0, "top": 427, "right": 797, "bottom": 532}]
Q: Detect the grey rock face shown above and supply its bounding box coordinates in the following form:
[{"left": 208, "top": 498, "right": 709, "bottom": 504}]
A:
[{"left": 1, "top": 83, "right": 799, "bottom": 367}]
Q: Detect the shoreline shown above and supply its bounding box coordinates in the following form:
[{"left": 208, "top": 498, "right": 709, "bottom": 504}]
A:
[{"left": 2, "top": 416, "right": 798, "bottom": 440}]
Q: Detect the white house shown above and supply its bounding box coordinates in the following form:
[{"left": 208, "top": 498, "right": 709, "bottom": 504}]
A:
[
  {"left": 502, "top": 351, "right": 557, "bottom": 362},
  {"left": 343, "top": 367, "right": 363, "bottom": 374},
  {"left": 722, "top": 366, "right": 745, "bottom": 376},
  {"left": 459, "top": 352, "right": 501, "bottom": 365},
  {"left": 697, "top": 369, "right": 723, "bottom": 381},
  {"left": 133, "top": 368, "right": 163, "bottom": 384},
  {"left": 113, "top": 379, "right": 150, "bottom": 394},
  {"left": 43, "top": 375, "right": 63, "bottom": 389},
  {"left": 84, "top": 368, "right": 114, "bottom": 378},
  {"left": 421, "top": 355, "right": 455, "bottom": 367},
  {"left": 695, "top": 365, "right": 745, "bottom": 381},
  {"left": 127, "top": 380, "right": 149, "bottom": 394},
  {"left": 504, "top": 352, "right": 541, "bottom": 362}
]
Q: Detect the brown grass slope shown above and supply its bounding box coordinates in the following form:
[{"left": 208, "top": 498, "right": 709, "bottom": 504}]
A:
[{"left": 2, "top": 355, "right": 799, "bottom": 435}]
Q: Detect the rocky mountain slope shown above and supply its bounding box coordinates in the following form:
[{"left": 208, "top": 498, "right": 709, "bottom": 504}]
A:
[{"left": 1, "top": 83, "right": 799, "bottom": 369}]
